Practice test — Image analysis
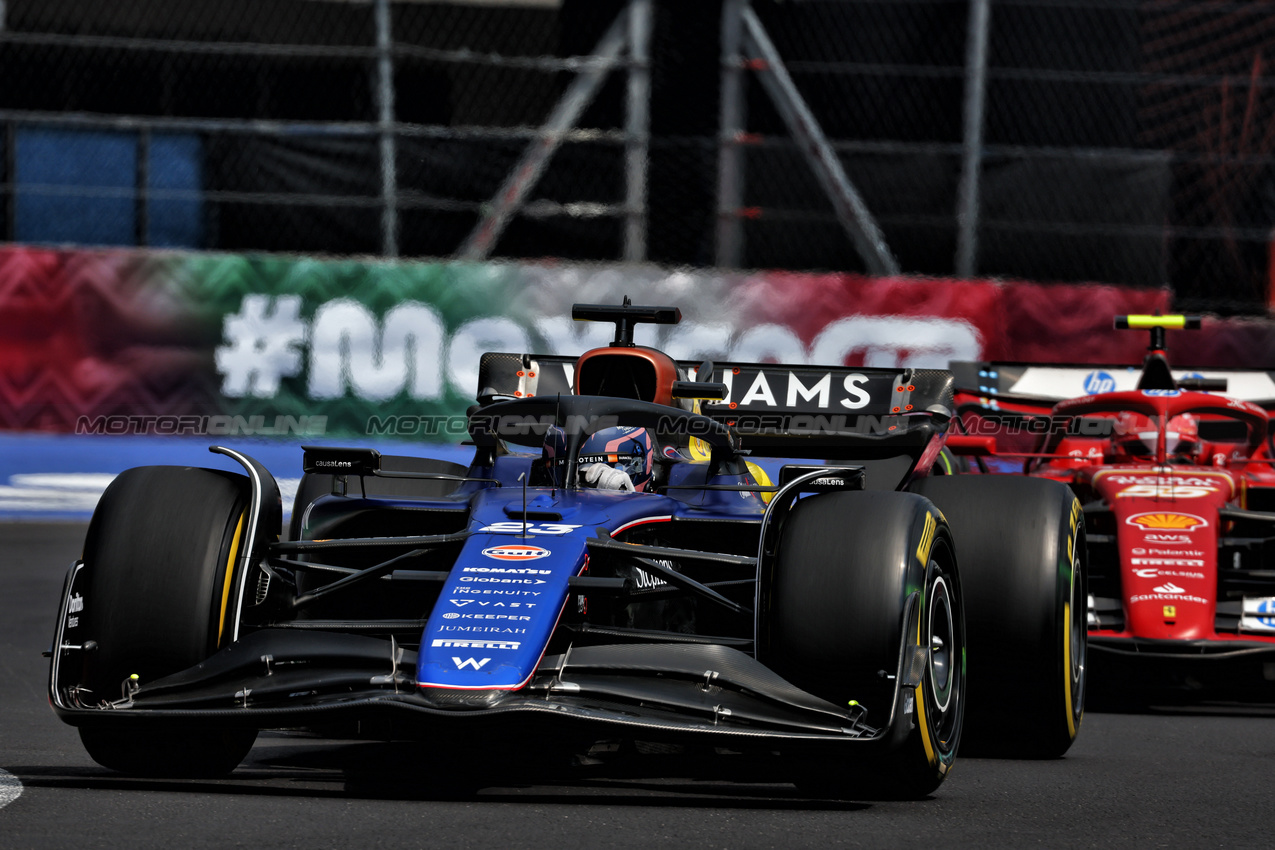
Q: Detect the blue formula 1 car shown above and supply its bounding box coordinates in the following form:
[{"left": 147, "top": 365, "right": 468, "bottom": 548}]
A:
[{"left": 49, "top": 300, "right": 1085, "bottom": 798}]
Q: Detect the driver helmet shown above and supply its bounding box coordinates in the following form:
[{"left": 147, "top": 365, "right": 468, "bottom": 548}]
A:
[
  {"left": 1166, "top": 413, "right": 1200, "bottom": 461},
  {"left": 541, "top": 425, "right": 656, "bottom": 491},
  {"left": 578, "top": 426, "right": 655, "bottom": 491},
  {"left": 1112, "top": 412, "right": 1199, "bottom": 460}
]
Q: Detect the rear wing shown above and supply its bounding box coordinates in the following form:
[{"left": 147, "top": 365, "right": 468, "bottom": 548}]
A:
[
  {"left": 477, "top": 352, "right": 955, "bottom": 461},
  {"left": 952, "top": 361, "right": 1275, "bottom": 407}
]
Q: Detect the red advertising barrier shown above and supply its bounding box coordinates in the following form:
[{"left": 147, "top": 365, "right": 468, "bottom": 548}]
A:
[
  {"left": 0, "top": 244, "right": 1270, "bottom": 434},
  {"left": 736, "top": 272, "right": 1171, "bottom": 365}
]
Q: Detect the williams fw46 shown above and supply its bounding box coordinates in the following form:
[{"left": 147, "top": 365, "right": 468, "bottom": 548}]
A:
[
  {"left": 949, "top": 314, "right": 1275, "bottom": 701},
  {"left": 50, "top": 300, "right": 1083, "bottom": 798}
]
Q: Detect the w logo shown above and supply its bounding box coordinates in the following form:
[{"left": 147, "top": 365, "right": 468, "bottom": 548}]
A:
[{"left": 453, "top": 657, "right": 490, "bottom": 671}]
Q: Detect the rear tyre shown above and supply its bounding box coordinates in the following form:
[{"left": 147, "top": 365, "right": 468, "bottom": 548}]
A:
[
  {"left": 759, "top": 491, "right": 965, "bottom": 799},
  {"left": 75, "top": 466, "right": 258, "bottom": 776},
  {"left": 910, "top": 475, "right": 1085, "bottom": 758}
]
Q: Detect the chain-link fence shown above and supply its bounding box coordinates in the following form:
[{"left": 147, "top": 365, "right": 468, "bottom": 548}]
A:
[{"left": 2, "top": 0, "right": 1274, "bottom": 313}]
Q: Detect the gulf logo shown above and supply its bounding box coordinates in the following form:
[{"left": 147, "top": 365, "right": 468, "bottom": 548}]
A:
[
  {"left": 1125, "top": 512, "right": 1208, "bottom": 532},
  {"left": 482, "top": 545, "right": 551, "bottom": 561}
]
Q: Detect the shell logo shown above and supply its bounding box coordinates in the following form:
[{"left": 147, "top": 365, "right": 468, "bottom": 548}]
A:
[
  {"left": 1126, "top": 512, "right": 1208, "bottom": 531},
  {"left": 482, "top": 545, "right": 551, "bottom": 561}
]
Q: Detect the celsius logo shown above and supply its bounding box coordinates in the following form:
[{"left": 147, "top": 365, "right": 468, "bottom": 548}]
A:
[
  {"left": 1126, "top": 512, "right": 1208, "bottom": 532},
  {"left": 482, "top": 545, "right": 550, "bottom": 561},
  {"left": 1083, "top": 370, "right": 1116, "bottom": 394}
]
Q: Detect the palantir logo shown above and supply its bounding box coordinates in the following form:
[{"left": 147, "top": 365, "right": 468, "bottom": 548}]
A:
[{"left": 1083, "top": 370, "right": 1116, "bottom": 394}]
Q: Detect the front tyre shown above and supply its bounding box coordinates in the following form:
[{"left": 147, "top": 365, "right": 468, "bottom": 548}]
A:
[
  {"left": 74, "top": 466, "right": 258, "bottom": 776},
  {"left": 759, "top": 491, "right": 965, "bottom": 799}
]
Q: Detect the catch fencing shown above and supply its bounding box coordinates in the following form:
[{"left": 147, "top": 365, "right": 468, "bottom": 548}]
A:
[{"left": 2, "top": 0, "right": 1274, "bottom": 313}]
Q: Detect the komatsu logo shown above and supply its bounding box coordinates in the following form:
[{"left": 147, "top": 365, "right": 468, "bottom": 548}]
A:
[{"left": 463, "top": 566, "right": 552, "bottom": 575}]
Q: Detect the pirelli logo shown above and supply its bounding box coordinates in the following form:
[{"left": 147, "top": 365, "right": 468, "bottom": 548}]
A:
[
  {"left": 431, "top": 639, "right": 520, "bottom": 650},
  {"left": 917, "top": 513, "right": 937, "bottom": 566}
]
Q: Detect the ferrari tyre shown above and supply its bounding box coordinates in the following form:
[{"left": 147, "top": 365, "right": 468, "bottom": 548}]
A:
[
  {"left": 290, "top": 455, "right": 467, "bottom": 539},
  {"left": 760, "top": 491, "right": 965, "bottom": 799},
  {"left": 75, "top": 466, "right": 257, "bottom": 776},
  {"left": 910, "top": 474, "right": 1085, "bottom": 758}
]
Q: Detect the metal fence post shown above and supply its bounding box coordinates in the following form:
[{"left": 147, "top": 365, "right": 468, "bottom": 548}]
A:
[
  {"left": 715, "top": 0, "right": 746, "bottom": 269},
  {"left": 955, "top": 0, "right": 990, "bottom": 279},
  {"left": 136, "top": 127, "right": 150, "bottom": 247},
  {"left": 624, "top": 0, "right": 651, "bottom": 263},
  {"left": 740, "top": 6, "right": 899, "bottom": 276},
  {"left": 374, "top": 0, "right": 399, "bottom": 259},
  {"left": 460, "top": 12, "right": 628, "bottom": 260}
]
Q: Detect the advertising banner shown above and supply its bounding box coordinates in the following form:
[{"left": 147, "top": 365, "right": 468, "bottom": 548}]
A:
[{"left": 6, "top": 245, "right": 1260, "bottom": 440}]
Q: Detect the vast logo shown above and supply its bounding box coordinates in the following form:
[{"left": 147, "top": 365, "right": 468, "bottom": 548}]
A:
[
  {"left": 1083, "top": 370, "right": 1116, "bottom": 394},
  {"left": 1126, "top": 512, "right": 1208, "bottom": 531},
  {"left": 482, "top": 545, "right": 551, "bottom": 561}
]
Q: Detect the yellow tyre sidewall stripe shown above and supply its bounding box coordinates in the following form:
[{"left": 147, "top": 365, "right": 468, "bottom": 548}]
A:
[
  {"left": 217, "top": 510, "right": 247, "bottom": 647},
  {"left": 1063, "top": 497, "right": 1082, "bottom": 740}
]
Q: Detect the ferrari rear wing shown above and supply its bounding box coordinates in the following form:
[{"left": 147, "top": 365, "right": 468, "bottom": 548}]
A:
[{"left": 951, "top": 361, "right": 1275, "bottom": 407}]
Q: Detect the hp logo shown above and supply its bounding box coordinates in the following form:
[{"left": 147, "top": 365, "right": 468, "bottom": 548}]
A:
[{"left": 1083, "top": 371, "right": 1115, "bottom": 394}]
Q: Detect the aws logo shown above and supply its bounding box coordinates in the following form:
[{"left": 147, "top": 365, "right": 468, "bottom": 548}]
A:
[{"left": 1125, "top": 512, "right": 1208, "bottom": 531}]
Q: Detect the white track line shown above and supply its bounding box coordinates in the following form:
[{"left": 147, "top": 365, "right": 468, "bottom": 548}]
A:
[{"left": 0, "top": 769, "right": 22, "bottom": 809}]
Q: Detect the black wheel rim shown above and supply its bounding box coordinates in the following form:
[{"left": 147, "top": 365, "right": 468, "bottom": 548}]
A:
[{"left": 924, "top": 558, "right": 963, "bottom": 755}]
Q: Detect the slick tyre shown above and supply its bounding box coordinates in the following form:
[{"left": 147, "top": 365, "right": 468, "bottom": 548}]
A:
[
  {"left": 760, "top": 491, "right": 965, "bottom": 799},
  {"left": 910, "top": 474, "right": 1085, "bottom": 758},
  {"left": 75, "top": 466, "right": 257, "bottom": 777}
]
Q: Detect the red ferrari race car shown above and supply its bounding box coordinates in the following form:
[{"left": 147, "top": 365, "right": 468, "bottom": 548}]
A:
[{"left": 948, "top": 315, "right": 1275, "bottom": 701}]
